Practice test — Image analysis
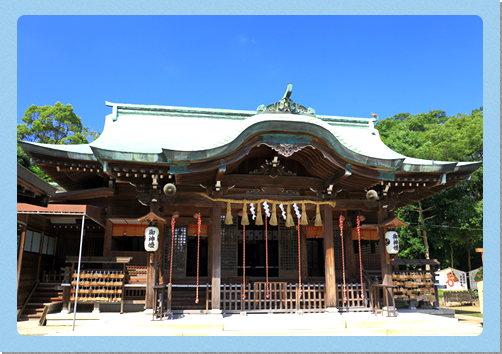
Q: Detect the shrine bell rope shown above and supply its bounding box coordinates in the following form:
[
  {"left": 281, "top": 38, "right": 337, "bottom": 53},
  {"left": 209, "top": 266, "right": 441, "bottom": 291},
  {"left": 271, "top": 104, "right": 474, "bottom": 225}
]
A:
[
  {"left": 339, "top": 215, "right": 347, "bottom": 303},
  {"left": 265, "top": 215, "right": 269, "bottom": 298},
  {"left": 195, "top": 213, "right": 201, "bottom": 304},
  {"left": 169, "top": 217, "right": 175, "bottom": 284},
  {"left": 242, "top": 224, "right": 246, "bottom": 299},
  {"left": 297, "top": 216, "right": 302, "bottom": 298},
  {"left": 356, "top": 215, "right": 364, "bottom": 300}
]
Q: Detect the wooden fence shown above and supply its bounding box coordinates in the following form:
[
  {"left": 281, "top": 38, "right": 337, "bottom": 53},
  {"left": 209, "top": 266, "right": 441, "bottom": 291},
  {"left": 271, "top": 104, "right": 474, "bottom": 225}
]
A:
[{"left": 206, "top": 282, "right": 369, "bottom": 313}]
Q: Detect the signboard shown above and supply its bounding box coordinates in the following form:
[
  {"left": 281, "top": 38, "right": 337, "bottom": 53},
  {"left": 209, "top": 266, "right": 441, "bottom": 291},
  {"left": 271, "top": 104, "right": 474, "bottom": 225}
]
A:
[
  {"left": 435, "top": 268, "right": 468, "bottom": 290},
  {"left": 352, "top": 228, "right": 379, "bottom": 240},
  {"left": 186, "top": 224, "right": 208, "bottom": 237},
  {"left": 306, "top": 226, "right": 323, "bottom": 239},
  {"left": 112, "top": 224, "right": 147, "bottom": 237}
]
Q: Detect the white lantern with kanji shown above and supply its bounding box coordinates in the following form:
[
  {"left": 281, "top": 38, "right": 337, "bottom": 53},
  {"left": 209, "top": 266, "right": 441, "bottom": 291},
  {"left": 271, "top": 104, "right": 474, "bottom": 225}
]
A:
[
  {"left": 385, "top": 230, "right": 399, "bottom": 254},
  {"left": 144, "top": 226, "right": 159, "bottom": 252}
]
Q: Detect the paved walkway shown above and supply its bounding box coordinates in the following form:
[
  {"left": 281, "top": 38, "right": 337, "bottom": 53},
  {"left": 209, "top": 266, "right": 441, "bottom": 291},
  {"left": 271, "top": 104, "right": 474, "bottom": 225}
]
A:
[{"left": 17, "top": 309, "right": 482, "bottom": 336}]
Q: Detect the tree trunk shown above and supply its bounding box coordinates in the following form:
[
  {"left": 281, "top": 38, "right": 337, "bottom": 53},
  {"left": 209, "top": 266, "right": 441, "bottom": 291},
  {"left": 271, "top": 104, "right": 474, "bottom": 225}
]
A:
[
  {"left": 417, "top": 201, "right": 431, "bottom": 271},
  {"left": 450, "top": 242, "right": 454, "bottom": 268},
  {"left": 467, "top": 248, "right": 471, "bottom": 271}
]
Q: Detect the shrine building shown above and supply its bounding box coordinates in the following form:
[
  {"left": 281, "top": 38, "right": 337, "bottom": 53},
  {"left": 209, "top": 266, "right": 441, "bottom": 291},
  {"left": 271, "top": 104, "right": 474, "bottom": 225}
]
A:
[{"left": 17, "top": 85, "right": 482, "bottom": 318}]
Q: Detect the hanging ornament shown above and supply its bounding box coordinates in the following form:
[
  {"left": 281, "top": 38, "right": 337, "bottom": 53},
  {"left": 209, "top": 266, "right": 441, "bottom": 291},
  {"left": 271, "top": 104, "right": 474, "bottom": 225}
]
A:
[
  {"left": 255, "top": 202, "right": 264, "bottom": 226},
  {"left": 339, "top": 215, "right": 347, "bottom": 303},
  {"left": 314, "top": 204, "right": 323, "bottom": 227},
  {"left": 357, "top": 215, "right": 364, "bottom": 300},
  {"left": 300, "top": 203, "right": 308, "bottom": 225},
  {"left": 279, "top": 203, "right": 286, "bottom": 220},
  {"left": 250, "top": 203, "right": 256, "bottom": 220},
  {"left": 241, "top": 202, "right": 250, "bottom": 225},
  {"left": 263, "top": 201, "right": 271, "bottom": 218},
  {"left": 270, "top": 203, "right": 278, "bottom": 226},
  {"left": 293, "top": 203, "right": 301, "bottom": 219},
  {"left": 285, "top": 204, "right": 295, "bottom": 227},
  {"left": 297, "top": 216, "right": 302, "bottom": 298},
  {"left": 225, "top": 201, "right": 233, "bottom": 225},
  {"left": 195, "top": 212, "right": 201, "bottom": 304}
]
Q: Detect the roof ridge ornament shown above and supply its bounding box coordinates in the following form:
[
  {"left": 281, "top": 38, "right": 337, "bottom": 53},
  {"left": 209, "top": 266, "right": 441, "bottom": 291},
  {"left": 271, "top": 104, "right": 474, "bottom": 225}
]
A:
[{"left": 257, "top": 83, "right": 315, "bottom": 116}]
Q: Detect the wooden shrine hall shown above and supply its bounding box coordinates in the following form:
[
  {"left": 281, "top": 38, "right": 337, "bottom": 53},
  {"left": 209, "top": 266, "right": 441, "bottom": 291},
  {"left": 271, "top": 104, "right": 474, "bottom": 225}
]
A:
[{"left": 18, "top": 84, "right": 482, "bottom": 315}]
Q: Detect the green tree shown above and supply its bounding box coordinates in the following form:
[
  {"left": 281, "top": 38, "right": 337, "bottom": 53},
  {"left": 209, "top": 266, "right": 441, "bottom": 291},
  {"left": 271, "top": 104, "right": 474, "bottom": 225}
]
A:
[
  {"left": 375, "top": 108, "right": 483, "bottom": 270},
  {"left": 17, "top": 102, "right": 100, "bottom": 181}
]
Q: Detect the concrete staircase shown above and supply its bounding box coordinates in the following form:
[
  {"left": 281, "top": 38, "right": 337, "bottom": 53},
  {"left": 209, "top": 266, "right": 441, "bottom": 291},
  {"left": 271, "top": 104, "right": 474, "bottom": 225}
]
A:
[{"left": 19, "top": 282, "right": 63, "bottom": 321}]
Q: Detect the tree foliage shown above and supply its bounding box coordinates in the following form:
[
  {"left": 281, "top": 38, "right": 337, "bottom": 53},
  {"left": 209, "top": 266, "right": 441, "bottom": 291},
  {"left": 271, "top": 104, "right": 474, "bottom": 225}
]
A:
[
  {"left": 17, "top": 102, "right": 100, "bottom": 181},
  {"left": 375, "top": 108, "right": 483, "bottom": 271}
]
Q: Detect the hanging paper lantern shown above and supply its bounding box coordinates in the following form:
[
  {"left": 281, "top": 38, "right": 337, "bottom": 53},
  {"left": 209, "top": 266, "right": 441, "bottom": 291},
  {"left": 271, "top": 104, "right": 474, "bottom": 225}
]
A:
[
  {"left": 144, "top": 226, "right": 159, "bottom": 252},
  {"left": 385, "top": 230, "right": 399, "bottom": 254}
]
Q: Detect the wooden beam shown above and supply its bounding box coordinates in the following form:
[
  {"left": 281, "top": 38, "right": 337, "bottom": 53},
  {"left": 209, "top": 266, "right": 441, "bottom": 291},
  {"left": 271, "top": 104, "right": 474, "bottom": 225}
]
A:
[
  {"left": 324, "top": 169, "right": 352, "bottom": 189},
  {"left": 50, "top": 187, "right": 115, "bottom": 201},
  {"left": 222, "top": 174, "right": 325, "bottom": 190},
  {"left": 211, "top": 201, "right": 222, "bottom": 311},
  {"left": 323, "top": 204, "right": 337, "bottom": 309}
]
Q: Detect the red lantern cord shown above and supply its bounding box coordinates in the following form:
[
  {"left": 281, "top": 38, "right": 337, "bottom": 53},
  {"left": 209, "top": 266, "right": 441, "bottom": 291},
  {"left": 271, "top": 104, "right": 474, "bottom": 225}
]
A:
[
  {"left": 242, "top": 224, "right": 246, "bottom": 299},
  {"left": 169, "top": 217, "right": 175, "bottom": 284},
  {"left": 265, "top": 215, "right": 269, "bottom": 299},
  {"left": 195, "top": 213, "right": 201, "bottom": 304},
  {"left": 340, "top": 215, "right": 347, "bottom": 303},
  {"left": 357, "top": 215, "right": 364, "bottom": 300},
  {"left": 297, "top": 216, "right": 302, "bottom": 298}
]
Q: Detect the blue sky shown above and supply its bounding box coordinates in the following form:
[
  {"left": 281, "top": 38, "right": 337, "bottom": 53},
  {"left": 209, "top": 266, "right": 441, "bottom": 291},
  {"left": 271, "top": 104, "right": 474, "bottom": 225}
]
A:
[{"left": 18, "top": 15, "right": 482, "bottom": 135}]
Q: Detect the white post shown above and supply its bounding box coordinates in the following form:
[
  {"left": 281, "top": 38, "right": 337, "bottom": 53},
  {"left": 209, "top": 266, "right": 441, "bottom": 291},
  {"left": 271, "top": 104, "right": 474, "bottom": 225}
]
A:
[{"left": 72, "top": 215, "right": 85, "bottom": 331}]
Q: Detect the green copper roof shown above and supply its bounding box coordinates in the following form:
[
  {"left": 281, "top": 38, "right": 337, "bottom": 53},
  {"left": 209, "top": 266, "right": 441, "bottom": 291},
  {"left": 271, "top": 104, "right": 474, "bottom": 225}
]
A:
[{"left": 19, "top": 101, "right": 482, "bottom": 175}]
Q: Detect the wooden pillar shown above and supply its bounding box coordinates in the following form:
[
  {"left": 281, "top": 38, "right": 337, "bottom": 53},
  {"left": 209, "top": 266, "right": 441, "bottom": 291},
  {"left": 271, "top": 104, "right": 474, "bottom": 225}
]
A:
[
  {"left": 323, "top": 204, "right": 337, "bottom": 309},
  {"left": 156, "top": 223, "right": 165, "bottom": 284},
  {"left": 36, "top": 218, "right": 47, "bottom": 282},
  {"left": 211, "top": 202, "right": 222, "bottom": 311},
  {"left": 103, "top": 219, "right": 113, "bottom": 257},
  {"left": 17, "top": 215, "right": 29, "bottom": 292},
  {"left": 342, "top": 211, "right": 356, "bottom": 280},
  {"left": 207, "top": 210, "right": 213, "bottom": 280},
  {"left": 146, "top": 200, "right": 160, "bottom": 310},
  {"left": 377, "top": 204, "right": 392, "bottom": 286},
  {"left": 300, "top": 225, "right": 308, "bottom": 281}
]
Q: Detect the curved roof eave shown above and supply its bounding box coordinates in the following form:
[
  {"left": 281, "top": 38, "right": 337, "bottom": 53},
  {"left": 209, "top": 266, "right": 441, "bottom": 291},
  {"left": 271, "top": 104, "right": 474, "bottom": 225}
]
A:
[
  {"left": 90, "top": 119, "right": 406, "bottom": 171},
  {"left": 18, "top": 141, "right": 97, "bottom": 161}
]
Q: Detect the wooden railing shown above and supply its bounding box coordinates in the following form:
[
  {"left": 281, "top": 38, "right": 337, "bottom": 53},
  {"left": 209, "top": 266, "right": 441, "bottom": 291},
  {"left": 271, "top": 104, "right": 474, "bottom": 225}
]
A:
[
  {"left": 206, "top": 282, "right": 371, "bottom": 313},
  {"left": 17, "top": 280, "right": 40, "bottom": 320},
  {"left": 41, "top": 270, "right": 64, "bottom": 283},
  {"left": 336, "top": 283, "right": 370, "bottom": 311}
]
